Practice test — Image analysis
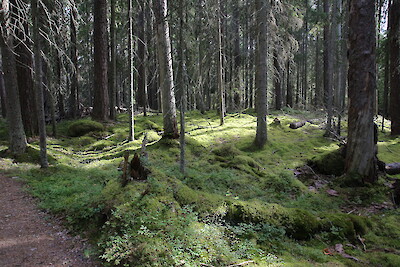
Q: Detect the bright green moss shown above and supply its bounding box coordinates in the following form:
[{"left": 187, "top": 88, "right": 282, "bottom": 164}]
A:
[{"left": 67, "top": 119, "right": 104, "bottom": 137}]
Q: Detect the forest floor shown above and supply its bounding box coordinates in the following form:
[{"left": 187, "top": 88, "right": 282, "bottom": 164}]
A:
[
  {"left": 0, "top": 110, "right": 400, "bottom": 266},
  {"left": 0, "top": 173, "right": 98, "bottom": 267}
]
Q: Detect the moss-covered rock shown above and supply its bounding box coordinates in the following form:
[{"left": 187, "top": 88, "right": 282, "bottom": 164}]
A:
[{"left": 67, "top": 120, "right": 104, "bottom": 137}]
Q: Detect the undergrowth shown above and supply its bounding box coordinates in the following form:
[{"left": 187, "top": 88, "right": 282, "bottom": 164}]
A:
[{"left": 0, "top": 111, "right": 399, "bottom": 266}]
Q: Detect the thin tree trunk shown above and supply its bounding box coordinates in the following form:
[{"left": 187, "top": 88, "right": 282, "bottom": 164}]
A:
[
  {"left": 109, "top": 0, "right": 116, "bottom": 120},
  {"left": 128, "top": 0, "right": 135, "bottom": 141},
  {"left": 32, "top": 0, "right": 48, "bottom": 168},
  {"left": 324, "top": 0, "right": 334, "bottom": 136},
  {"left": 346, "top": 0, "right": 377, "bottom": 183},
  {"left": 286, "top": 59, "right": 293, "bottom": 108},
  {"left": 70, "top": 7, "right": 78, "bottom": 118},
  {"left": 389, "top": 0, "right": 400, "bottom": 135},
  {"left": 217, "top": 0, "right": 225, "bottom": 125},
  {"left": 254, "top": 0, "right": 268, "bottom": 148},
  {"left": 137, "top": 1, "right": 148, "bottom": 116},
  {"left": 274, "top": 50, "right": 282, "bottom": 110}
]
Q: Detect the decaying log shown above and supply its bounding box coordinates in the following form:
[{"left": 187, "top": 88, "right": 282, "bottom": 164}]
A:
[
  {"left": 289, "top": 121, "right": 306, "bottom": 129},
  {"left": 386, "top": 163, "right": 400, "bottom": 175}
]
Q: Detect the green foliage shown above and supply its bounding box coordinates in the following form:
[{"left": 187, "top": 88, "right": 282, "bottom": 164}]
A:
[
  {"left": 2, "top": 110, "right": 400, "bottom": 266},
  {"left": 67, "top": 119, "right": 104, "bottom": 137}
]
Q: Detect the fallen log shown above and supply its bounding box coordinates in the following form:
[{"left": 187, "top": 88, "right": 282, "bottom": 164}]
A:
[
  {"left": 289, "top": 121, "right": 306, "bottom": 129},
  {"left": 385, "top": 163, "right": 400, "bottom": 175}
]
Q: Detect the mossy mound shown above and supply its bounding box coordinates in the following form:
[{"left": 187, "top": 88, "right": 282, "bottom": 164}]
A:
[
  {"left": 0, "top": 145, "right": 57, "bottom": 165},
  {"left": 320, "top": 213, "right": 369, "bottom": 241},
  {"left": 308, "top": 148, "right": 345, "bottom": 176},
  {"left": 67, "top": 120, "right": 104, "bottom": 137}
]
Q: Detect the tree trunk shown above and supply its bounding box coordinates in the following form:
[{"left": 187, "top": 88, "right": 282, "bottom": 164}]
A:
[
  {"left": 70, "top": 7, "right": 79, "bottom": 118},
  {"left": 389, "top": 0, "right": 400, "bottom": 135},
  {"left": 128, "top": 0, "right": 135, "bottom": 141},
  {"left": 92, "top": 0, "right": 109, "bottom": 121},
  {"left": 324, "top": 0, "right": 334, "bottom": 136},
  {"left": 137, "top": 1, "right": 148, "bottom": 116},
  {"left": 15, "top": 18, "right": 37, "bottom": 136},
  {"left": 274, "top": 49, "right": 282, "bottom": 110},
  {"left": 0, "top": 0, "right": 27, "bottom": 154},
  {"left": 254, "top": 0, "right": 268, "bottom": 148},
  {"left": 286, "top": 59, "right": 293, "bottom": 108},
  {"left": 0, "top": 54, "right": 7, "bottom": 118},
  {"left": 32, "top": 0, "right": 48, "bottom": 167},
  {"left": 109, "top": 0, "right": 117, "bottom": 120},
  {"left": 346, "top": 0, "right": 377, "bottom": 183},
  {"left": 153, "top": 0, "right": 178, "bottom": 138},
  {"left": 217, "top": 0, "right": 225, "bottom": 126}
]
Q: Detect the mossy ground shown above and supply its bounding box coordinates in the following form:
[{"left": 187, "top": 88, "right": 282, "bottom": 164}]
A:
[{"left": 0, "top": 111, "right": 399, "bottom": 266}]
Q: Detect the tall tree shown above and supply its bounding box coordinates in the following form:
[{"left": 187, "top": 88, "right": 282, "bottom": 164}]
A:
[
  {"left": 153, "top": 0, "right": 178, "bottom": 138},
  {"left": 0, "top": 0, "right": 27, "bottom": 154},
  {"left": 92, "top": 0, "right": 109, "bottom": 121},
  {"left": 217, "top": 0, "right": 226, "bottom": 125},
  {"left": 345, "top": 0, "right": 377, "bottom": 183},
  {"left": 254, "top": 0, "right": 268, "bottom": 148},
  {"left": 0, "top": 57, "right": 6, "bottom": 118},
  {"left": 323, "top": 0, "right": 334, "bottom": 136},
  {"left": 128, "top": 0, "right": 135, "bottom": 141},
  {"left": 32, "top": 0, "right": 48, "bottom": 168},
  {"left": 389, "top": 0, "right": 400, "bottom": 135},
  {"left": 109, "top": 0, "right": 117, "bottom": 120},
  {"left": 137, "top": 0, "right": 148, "bottom": 116},
  {"left": 70, "top": 5, "right": 79, "bottom": 118}
]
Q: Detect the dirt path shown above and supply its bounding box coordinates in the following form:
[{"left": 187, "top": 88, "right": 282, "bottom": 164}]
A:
[{"left": 0, "top": 174, "right": 99, "bottom": 267}]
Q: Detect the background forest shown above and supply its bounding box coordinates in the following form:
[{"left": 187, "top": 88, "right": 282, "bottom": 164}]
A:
[{"left": 1, "top": 0, "right": 400, "bottom": 266}]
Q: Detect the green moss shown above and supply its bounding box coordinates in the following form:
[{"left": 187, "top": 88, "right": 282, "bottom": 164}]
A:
[
  {"left": 320, "top": 213, "right": 369, "bottom": 241},
  {"left": 0, "top": 145, "right": 57, "bottom": 165},
  {"left": 142, "top": 119, "right": 163, "bottom": 132},
  {"left": 285, "top": 208, "right": 320, "bottom": 240},
  {"left": 308, "top": 148, "right": 345, "bottom": 176},
  {"left": 213, "top": 143, "right": 242, "bottom": 158},
  {"left": 67, "top": 119, "right": 104, "bottom": 137},
  {"left": 89, "top": 140, "right": 114, "bottom": 151}
]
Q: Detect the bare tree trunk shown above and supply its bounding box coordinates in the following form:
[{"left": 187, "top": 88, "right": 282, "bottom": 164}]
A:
[
  {"left": 274, "top": 49, "right": 282, "bottom": 110},
  {"left": 109, "top": 0, "right": 117, "bottom": 120},
  {"left": 0, "top": 0, "right": 27, "bottom": 154},
  {"left": 0, "top": 57, "right": 6, "bottom": 118},
  {"left": 92, "top": 0, "right": 109, "bottom": 121},
  {"left": 178, "top": 0, "right": 186, "bottom": 173},
  {"left": 128, "top": 0, "right": 135, "bottom": 141},
  {"left": 137, "top": 0, "right": 148, "bottom": 117},
  {"left": 153, "top": 0, "right": 178, "bottom": 138},
  {"left": 324, "top": 0, "right": 334, "bottom": 136},
  {"left": 70, "top": 7, "right": 78, "bottom": 118},
  {"left": 346, "top": 0, "right": 377, "bottom": 183},
  {"left": 254, "top": 0, "right": 268, "bottom": 148},
  {"left": 32, "top": 0, "right": 48, "bottom": 168},
  {"left": 389, "top": 0, "right": 400, "bottom": 135},
  {"left": 15, "top": 18, "right": 37, "bottom": 136},
  {"left": 217, "top": 0, "right": 225, "bottom": 126},
  {"left": 286, "top": 59, "right": 293, "bottom": 108}
]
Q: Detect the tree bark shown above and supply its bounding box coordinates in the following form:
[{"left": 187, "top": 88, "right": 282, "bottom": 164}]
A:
[
  {"left": 324, "top": 0, "right": 334, "bottom": 136},
  {"left": 345, "top": 0, "right": 377, "bottom": 183},
  {"left": 137, "top": 1, "right": 148, "bottom": 116},
  {"left": 32, "top": 0, "right": 48, "bottom": 168},
  {"left": 92, "top": 0, "right": 109, "bottom": 121},
  {"left": 0, "top": 0, "right": 27, "bottom": 154},
  {"left": 217, "top": 0, "right": 225, "bottom": 126},
  {"left": 70, "top": 7, "right": 78, "bottom": 118},
  {"left": 128, "top": 0, "right": 135, "bottom": 141},
  {"left": 389, "top": 0, "right": 400, "bottom": 135},
  {"left": 0, "top": 54, "right": 7, "bottom": 118},
  {"left": 153, "top": 0, "right": 178, "bottom": 138},
  {"left": 254, "top": 0, "right": 268, "bottom": 148},
  {"left": 109, "top": 0, "right": 117, "bottom": 120},
  {"left": 274, "top": 49, "right": 282, "bottom": 110}
]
